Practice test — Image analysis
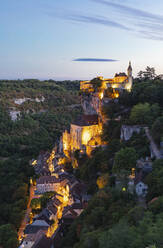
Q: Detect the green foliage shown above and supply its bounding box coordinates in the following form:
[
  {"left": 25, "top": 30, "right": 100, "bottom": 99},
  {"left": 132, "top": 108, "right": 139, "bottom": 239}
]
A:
[
  {"left": 151, "top": 116, "right": 163, "bottom": 145},
  {"left": 40, "top": 192, "right": 54, "bottom": 209},
  {"left": 90, "top": 77, "right": 103, "bottom": 92},
  {"left": 0, "top": 224, "right": 18, "bottom": 248},
  {"left": 98, "top": 211, "right": 163, "bottom": 248},
  {"left": 119, "top": 79, "right": 163, "bottom": 108},
  {"left": 137, "top": 67, "right": 156, "bottom": 81},
  {"left": 102, "top": 101, "right": 121, "bottom": 120},
  {"left": 130, "top": 103, "right": 160, "bottom": 125},
  {"left": 30, "top": 198, "right": 41, "bottom": 210},
  {"left": 0, "top": 79, "right": 81, "bottom": 243},
  {"left": 148, "top": 196, "right": 163, "bottom": 215},
  {"left": 126, "top": 132, "right": 150, "bottom": 158},
  {"left": 145, "top": 159, "right": 163, "bottom": 201},
  {"left": 113, "top": 147, "right": 138, "bottom": 173},
  {"left": 102, "top": 120, "right": 121, "bottom": 142},
  {"left": 31, "top": 192, "right": 54, "bottom": 211},
  {"left": 62, "top": 73, "right": 163, "bottom": 248},
  {"left": 62, "top": 188, "right": 134, "bottom": 248},
  {"left": 74, "top": 230, "right": 100, "bottom": 248},
  {"left": 99, "top": 220, "right": 138, "bottom": 248}
]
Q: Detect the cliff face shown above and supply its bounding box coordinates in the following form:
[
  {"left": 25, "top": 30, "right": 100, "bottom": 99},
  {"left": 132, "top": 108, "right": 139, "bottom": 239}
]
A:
[
  {"left": 81, "top": 94, "right": 101, "bottom": 115},
  {"left": 121, "top": 125, "right": 142, "bottom": 141}
]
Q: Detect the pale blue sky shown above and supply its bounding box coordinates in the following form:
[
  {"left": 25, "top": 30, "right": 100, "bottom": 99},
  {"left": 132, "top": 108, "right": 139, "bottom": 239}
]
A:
[{"left": 1, "top": 0, "right": 163, "bottom": 80}]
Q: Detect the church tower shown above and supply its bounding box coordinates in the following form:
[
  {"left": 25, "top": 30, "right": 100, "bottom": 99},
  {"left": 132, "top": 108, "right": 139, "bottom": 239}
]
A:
[
  {"left": 128, "top": 61, "right": 132, "bottom": 77},
  {"left": 125, "top": 61, "right": 133, "bottom": 91}
]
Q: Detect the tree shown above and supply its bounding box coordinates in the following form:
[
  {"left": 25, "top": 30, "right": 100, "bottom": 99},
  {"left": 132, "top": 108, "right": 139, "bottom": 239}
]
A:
[
  {"left": 137, "top": 67, "right": 156, "bottom": 81},
  {"left": 40, "top": 192, "right": 54, "bottom": 209},
  {"left": 145, "top": 160, "right": 163, "bottom": 201},
  {"left": 113, "top": 147, "right": 138, "bottom": 173},
  {"left": 130, "top": 103, "right": 160, "bottom": 125},
  {"left": 148, "top": 196, "right": 163, "bottom": 215},
  {"left": 30, "top": 198, "right": 41, "bottom": 210},
  {"left": 90, "top": 78, "right": 103, "bottom": 92},
  {"left": 152, "top": 116, "right": 163, "bottom": 145},
  {"left": 0, "top": 224, "right": 18, "bottom": 248},
  {"left": 99, "top": 220, "right": 139, "bottom": 248}
]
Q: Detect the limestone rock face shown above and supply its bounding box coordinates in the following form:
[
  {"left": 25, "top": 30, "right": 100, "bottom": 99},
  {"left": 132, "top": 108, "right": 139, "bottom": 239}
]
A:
[
  {"left": 121, "top": 125, "right": 142, "bottom": 141},
  {"left": 81, "top": 94, "right": 101, "bottom": 115}
]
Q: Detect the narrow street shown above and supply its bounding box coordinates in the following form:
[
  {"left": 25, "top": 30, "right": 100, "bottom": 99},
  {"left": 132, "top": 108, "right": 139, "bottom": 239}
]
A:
[{"left": 18, "top": 184, "right": 35, "bottom": 241}]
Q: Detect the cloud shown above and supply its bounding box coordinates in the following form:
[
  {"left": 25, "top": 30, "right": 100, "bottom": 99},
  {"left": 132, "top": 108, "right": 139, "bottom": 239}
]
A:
[
  {"left": 67, "top": 14, "right": 130, "bottom": 31},
  {"left": 92, "top": 0, "right": 163, "bottom": 41},
  {"left": 46, "top": 1, "right": 163, "bottom": 41},
  {"left": 93, "top": 0, "right": 163, "bottom": 22},
  {"left": 73, "top": 58, "right": 118, "bottom": 62},
  {"left": 46, "top": 11, "right": 130, "bottom": 31}
]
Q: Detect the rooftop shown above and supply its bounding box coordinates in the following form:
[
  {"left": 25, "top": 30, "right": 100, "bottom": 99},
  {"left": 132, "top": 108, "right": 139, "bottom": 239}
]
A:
[
  {"left": 115, "top": 72, "right": 127, "bottom": 77},
  {"left": 37, "top": 176, "right": 61, "bottom": 184},
  {"left": 31, "top": 235, "right": 52, "bottom": 248},
  {"left": 72, "top": 114, "right": 98, "bottom": 126}
]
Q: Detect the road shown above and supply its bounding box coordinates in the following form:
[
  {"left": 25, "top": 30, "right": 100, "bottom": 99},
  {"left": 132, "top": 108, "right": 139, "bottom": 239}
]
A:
[
  {"left": 18, "top": 184, "right": 35, "bottom": 241},
  {"left": 144, "top": 127, "right": 162, "bottom": 159}
]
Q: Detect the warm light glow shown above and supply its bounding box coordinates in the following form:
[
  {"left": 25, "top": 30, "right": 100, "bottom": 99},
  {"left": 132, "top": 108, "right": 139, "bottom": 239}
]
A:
[
  {"left": 63, "top": 142, "right": 67, "bottom": 150},
  {"left": 131, "top": 168, "right": 135, "bottom": 178},
  {"left": 114, "top": 93, "right": 119, "bottom": 98},
  {"left": 126, "top": 85, "right": 131, "bottom": 92},
  {"left": 99, "top": 91, "right": 104, "bottom": 99},
  {"left": 32, "top": 160, "right": 37, "bottom": 166},
  {"left": 122, "top": 187, "right": 126, "bottom": 192},
  {"left": 47, "top": 150, "right": 55, "bottom": 173},
  {"left": 82, "top": 129, "right": 91, "bottom": 145}
]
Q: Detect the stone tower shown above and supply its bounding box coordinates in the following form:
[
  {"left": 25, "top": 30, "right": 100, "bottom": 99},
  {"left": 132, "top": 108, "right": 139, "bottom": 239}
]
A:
[{"left": 126, "top": 61, "right": 133, "bottom": 92}]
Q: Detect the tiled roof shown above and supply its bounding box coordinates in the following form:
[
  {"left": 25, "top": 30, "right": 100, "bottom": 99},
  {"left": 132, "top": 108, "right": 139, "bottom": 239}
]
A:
[
  {"left": 31, "top": 220, "right": 49, "bottom": 227},
  {"left": 37, "top": 176, "right": 61, "bottom": 184},
  {"left": 24, "top": 225, "right": 48, "bottom": 235},
  {"left": 72, "top": 114, "right": 98, "bottom": 126},
  {"left": 31, "top": 235, "right": 52, "bottom": 248}
]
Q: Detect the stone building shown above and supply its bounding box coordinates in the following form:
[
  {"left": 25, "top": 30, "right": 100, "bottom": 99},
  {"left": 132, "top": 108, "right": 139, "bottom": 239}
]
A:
[
  {"left": 59, "top": 62, "right": 133, "bottom": 158},
  {"left": 60, "top": 115, "right": 102, "bottom": 156},
  {"left": 80, "top": 62, "right": 133, "bottom": 93},
  {"left": 36, "top": 176, "right": 67, "bottom": 194}
]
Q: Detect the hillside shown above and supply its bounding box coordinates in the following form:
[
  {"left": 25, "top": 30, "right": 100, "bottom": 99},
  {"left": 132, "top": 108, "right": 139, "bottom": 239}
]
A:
[
  {"left": 60, "top": 69, "right": 163, "bottom": 248},
  {"left": 1, "top": 69, "right": 163, "bottom": 248},
  {"left": 0, "top": 79, "right": 81, "bottom": 246}
]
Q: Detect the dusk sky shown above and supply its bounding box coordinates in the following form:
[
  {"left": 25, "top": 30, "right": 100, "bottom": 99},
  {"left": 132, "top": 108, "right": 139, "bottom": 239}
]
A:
[{"left": 1, "top": 0, "right": 163, "bottom": 80}]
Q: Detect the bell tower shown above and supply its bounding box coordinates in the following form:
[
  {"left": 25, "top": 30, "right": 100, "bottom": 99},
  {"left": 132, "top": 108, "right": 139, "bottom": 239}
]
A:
[
  {"left": 126, "top": 61, "right": 133, "bottom": 91},
  {"left": 127, "top": 61, "right": 132, "bottom": 78}
]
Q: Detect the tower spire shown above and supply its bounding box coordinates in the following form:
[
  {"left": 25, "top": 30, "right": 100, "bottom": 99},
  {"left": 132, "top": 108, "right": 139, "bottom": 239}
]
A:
[
  {"left": 128, "top": 61, "right": 132, "bottom": 70},
  {"left": 126, "top": 61, "right": 133, "bottom": 92}
]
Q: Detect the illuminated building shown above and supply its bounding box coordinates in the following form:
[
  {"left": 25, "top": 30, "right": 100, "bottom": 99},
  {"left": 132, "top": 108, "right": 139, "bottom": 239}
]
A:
[
  {"left": 80, "top": 62, "right": 133, "bottom": 93},
  {"left": 60, "top": 62, "right": 133, "bottom": 158},
  {"left": 60, "top": 115, "right": 102, "bottom": 156},
  {"left": 36, "top": 176, "right": 68, "bottom": 194}
]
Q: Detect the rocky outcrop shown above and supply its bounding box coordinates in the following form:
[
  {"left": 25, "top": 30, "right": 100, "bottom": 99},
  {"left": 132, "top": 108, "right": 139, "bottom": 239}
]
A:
[
  {"left": 14, "top": 96, "right": 45, "bottom": 105},
  {"left": 9, "top": 110, "right": 21, "bottom": 121},
  {"left": 81, "top": 94, "right": 101, "bottom": 115},
  {"left": 121, "top": 125, "right": 142, "bottom": 141},
  {"left": 144, "top": 127, "right": 162, "bottom": 159}
]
